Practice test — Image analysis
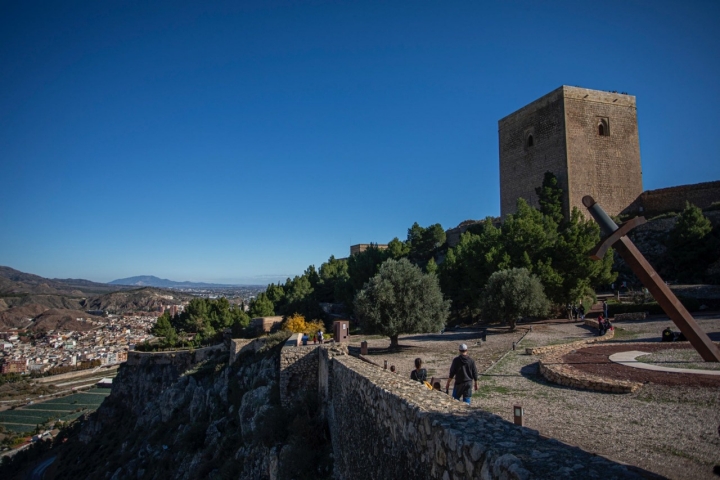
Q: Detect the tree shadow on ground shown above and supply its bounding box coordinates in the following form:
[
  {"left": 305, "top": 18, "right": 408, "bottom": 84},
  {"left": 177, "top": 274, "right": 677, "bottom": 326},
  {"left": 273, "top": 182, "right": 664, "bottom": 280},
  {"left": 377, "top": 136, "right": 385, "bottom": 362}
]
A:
[
  {"left": 408, "top": 327, "right": 523, "bottom": 344},
  {"left": 347, "top": 344, "right": 417, "bottom": 356}
]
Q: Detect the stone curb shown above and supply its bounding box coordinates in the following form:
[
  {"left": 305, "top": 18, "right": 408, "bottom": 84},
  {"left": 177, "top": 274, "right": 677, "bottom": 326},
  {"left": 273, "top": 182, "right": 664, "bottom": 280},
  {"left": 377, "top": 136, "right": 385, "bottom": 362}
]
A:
[
  {"left": 532, "top": 330, "right": 646, "bottom": 394},
  {"left": 525, "top": 327, "right": 615, "bottom": 356}
]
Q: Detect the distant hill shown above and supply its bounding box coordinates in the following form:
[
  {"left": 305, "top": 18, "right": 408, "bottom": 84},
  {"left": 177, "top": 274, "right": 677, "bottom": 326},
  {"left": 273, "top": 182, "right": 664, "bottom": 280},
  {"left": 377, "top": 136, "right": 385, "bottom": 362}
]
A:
[
  {"left": 108, "top": 275, "right": 237, "bottom": 288},
  {"left": 83, "top": 287, "right": 194, "bottom": 313},
  {"left": 0, "top": 266, "right": 130, "bottom": 296}
]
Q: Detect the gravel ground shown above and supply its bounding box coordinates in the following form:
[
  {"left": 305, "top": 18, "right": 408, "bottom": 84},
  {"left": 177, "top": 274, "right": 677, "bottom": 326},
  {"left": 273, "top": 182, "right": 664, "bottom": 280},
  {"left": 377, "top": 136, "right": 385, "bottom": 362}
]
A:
[
  {"left": 638, "top": 349, "right": 720, "bottom": 371},
  {"left": 470, "top": 316, "right": 720, "bottom": 480},
  {"left": 348, "top": 326, "right": 528, "bottom": 385}
]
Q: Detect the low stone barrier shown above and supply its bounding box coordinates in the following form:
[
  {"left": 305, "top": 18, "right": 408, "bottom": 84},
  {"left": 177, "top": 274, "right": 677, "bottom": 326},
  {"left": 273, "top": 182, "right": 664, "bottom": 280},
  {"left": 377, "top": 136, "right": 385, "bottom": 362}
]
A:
[
  {"left": 327, "top": 355, "right": 642, "bottom": 479},
  {"left": 228, "top": 338, "right": 266, "bottom": 365},
  {"left": 525, "top": 328, "right": 641, "bottom": 393},
  {"left": 126, "top": 344, "right": 225, "bottom": 367},
  {"left": 538, "top": 342, "right": 642, "bottom": 394},
  {"left": 526, "top": 328, "right": 614, "bottom": 356}
]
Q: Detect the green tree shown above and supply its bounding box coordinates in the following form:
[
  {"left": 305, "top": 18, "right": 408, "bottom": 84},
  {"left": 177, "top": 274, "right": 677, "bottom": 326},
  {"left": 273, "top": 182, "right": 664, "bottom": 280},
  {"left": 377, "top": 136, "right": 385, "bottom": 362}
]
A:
[
  {"left": 354, "top": 258, "right": 450, "bottom": 348},
  {"left": 480, "top": 268, "right": 549, "bottom": 330},
  {"left": 316, "top": 255, "right": 350, "bottom": 303},
  {"left": 666, "top": 202, "right": 718, "bottom": 283},
  {"left": 407, "top": 222, "right": 446, "bottom": 267},
  {"left": 151, "top": 311, "right": 178, "bottom": 346},
  {"left": 387, "top": 237, "right": 410, "bottom": 259},
  {"left": 535, "top": 171, "right": 565, "bottom": 226},
  {"left": 438, "top": 218, "right": 504, "bottom": 320},
  {"left": 341, "top": 244, "right": 392, "bottom": 310},
  {"left": 265, "top": 283, "right": 285, "bottom": 305},
  {"left": 249, "top": 293, "right": 275, "bottom": 317}
]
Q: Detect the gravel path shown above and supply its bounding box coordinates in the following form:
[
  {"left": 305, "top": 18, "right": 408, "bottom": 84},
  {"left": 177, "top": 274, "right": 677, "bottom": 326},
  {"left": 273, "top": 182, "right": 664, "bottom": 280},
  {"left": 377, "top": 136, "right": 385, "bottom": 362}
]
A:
[
  {"left": 348, "top": 326, "right": 528, "bottom": 385},
  {"left": 469, "top": 318, "right": 720, "bottom": 480}
]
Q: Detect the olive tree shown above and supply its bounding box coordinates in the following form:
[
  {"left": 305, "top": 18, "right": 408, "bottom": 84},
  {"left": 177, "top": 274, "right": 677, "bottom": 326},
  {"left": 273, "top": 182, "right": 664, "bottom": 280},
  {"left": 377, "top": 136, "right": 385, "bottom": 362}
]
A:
[
  {"left": 481, "top": 268, "right": 549, "bottom": 330},
  {"left": 354, "top": 258, "right": 450, "bottom": 348}
]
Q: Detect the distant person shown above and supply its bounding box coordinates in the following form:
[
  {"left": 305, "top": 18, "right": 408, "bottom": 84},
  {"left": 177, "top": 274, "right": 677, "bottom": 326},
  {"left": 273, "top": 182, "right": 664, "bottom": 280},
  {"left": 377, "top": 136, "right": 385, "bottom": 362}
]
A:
[
  {"left": 318, "top": 330, "right": 324, "bottom": 344},
  {"left": 578, "top": 304, "right": 586, "bottom": 321},
  {"left": 302, "top": 333, "right": 309, "bottom": 346},
  {"left": 598, "top": 315, "right": 607, "bottom": 336},
  {"left": 445, "top": 344, "right": 478, "bottom": 405},
  {"left": 410, "top": 358, "right": 427, "bottom": 383},
  {"left": 662, "top": 327, "right": 674, "bottom": 342}
]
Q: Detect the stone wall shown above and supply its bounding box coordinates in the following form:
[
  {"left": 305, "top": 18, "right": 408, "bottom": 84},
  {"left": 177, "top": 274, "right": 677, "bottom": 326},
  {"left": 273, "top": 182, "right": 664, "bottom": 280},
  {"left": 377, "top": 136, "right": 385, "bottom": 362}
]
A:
[
  {"left": 327, "top": 355, "right": 641, "bottom": 479},
  {"left": 499, "top": 86, "right": 643, "bottom": 220},
  {"left": 499, "top": 87, "right": 568, "bottom": 219},
  {"left": 525, "top": 328, "right": 614, "bottom": 355},
  {"left": 564, "top": 87, "right": 642, "bottom": 218},
  {"left": 126, "top": 344, "right": 225, "bottom": 368},
  {"left": 623, "top": 180, "right": 720, "bottom": 217},
  {"left": 228, "top": 338, "right": 266, "bottom": 365},
  {"left": 279, "top": 334, "right": 321, "bottom": 408}
]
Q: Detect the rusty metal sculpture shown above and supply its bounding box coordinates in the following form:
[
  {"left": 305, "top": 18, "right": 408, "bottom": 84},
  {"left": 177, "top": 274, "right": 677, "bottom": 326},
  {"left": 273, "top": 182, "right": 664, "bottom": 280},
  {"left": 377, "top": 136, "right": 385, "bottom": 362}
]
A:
[{"left": 583, "top": 195, "right": 720, "bottom": 362}]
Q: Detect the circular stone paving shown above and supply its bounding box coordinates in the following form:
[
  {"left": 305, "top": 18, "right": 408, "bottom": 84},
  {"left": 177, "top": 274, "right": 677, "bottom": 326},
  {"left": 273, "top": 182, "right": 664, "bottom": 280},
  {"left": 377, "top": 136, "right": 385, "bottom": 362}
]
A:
[{"left": 560, "top": 343, "right": 720, "bottom": 388}]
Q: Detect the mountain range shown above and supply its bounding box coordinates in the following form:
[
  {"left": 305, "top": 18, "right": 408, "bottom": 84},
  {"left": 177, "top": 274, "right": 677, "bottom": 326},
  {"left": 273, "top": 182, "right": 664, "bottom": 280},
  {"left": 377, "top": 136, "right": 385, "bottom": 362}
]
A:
[{"left": 108, "top": 275, "right": 239, "bottom": 288}]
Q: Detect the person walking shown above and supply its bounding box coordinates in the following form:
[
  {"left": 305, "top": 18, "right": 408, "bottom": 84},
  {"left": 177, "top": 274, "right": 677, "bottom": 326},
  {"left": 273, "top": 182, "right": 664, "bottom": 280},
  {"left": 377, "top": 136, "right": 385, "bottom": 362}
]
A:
[
  {"left": 445, "top": 344, "right": 478, "bottom": 404},
  {"left": 410, "top": 358, "right": 427, "bottom": 383},
  {"left": 578, "top": 304, "right": 586, "bottom": 321}
]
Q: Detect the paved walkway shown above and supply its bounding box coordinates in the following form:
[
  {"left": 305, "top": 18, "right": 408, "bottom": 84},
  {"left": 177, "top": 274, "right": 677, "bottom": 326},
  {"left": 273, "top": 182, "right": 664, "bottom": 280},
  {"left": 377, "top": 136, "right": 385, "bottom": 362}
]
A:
[{"left": 609, "top": 350, "right": 720, "bottom": 376}]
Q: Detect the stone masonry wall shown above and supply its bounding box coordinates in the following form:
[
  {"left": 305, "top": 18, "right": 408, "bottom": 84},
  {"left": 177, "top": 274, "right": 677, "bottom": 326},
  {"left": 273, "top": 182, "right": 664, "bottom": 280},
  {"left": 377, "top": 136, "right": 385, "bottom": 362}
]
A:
[
  {"left": 126, "top": 344, "right": 225, "bottom": 368},
  {"left": 327, "top": 355, "right": 641, "bottom": 480},
  {"left": 623, "top": 180, "right": 720, "bottom": 217},
  {"left": 279, "top": 335, "right": 321, "bottom": 408},
  {"left": 499, "top": 86, "right": 643, "bottom": 220},
  {"left": 499, "top": 87, "right": 568, "bottom": 219},
  {"left": 563, "top": 87, "right": 642, "bottom": 218}
]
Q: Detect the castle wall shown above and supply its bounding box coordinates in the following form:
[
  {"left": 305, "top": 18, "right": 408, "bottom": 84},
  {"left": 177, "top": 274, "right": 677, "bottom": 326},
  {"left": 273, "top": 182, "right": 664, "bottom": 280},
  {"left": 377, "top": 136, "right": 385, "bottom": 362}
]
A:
[
  {"left": 125, "top": 344, "right": 225, "bottom": 367},
  {"left": 499, "top": 87, "right": 568, "bottom": 219},
  {"left": 623, "top": 180, "right": 720, "bottom": 217},
  {"left": 563, "top": 87, "right": 642, "bottom": 217},
  {"left": 279, "top": 335, "right": 320, "bottom": 408},
  {"left": 327, "top": 355, "right": 641, "bottom": 480}
]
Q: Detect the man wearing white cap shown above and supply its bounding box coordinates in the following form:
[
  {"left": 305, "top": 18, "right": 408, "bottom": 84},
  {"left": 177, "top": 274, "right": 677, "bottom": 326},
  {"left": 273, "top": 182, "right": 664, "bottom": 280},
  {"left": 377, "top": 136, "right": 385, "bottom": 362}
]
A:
[{"left": 445, "top": 343, "right": 478, "bottom": 404}]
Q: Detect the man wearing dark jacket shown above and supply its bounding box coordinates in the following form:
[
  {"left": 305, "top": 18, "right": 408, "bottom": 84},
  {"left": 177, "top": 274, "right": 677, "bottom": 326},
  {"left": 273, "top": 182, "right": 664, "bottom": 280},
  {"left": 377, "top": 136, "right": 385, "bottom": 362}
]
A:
[{"left": 445, "top": 344, "right": 478, "bottom": 404}]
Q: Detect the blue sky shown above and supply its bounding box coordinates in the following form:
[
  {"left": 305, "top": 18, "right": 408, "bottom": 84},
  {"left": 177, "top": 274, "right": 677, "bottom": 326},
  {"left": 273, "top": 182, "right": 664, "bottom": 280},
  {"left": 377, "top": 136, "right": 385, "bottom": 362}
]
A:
[{"left": 1, "top": 1, "right": 719, "bottom": 284}]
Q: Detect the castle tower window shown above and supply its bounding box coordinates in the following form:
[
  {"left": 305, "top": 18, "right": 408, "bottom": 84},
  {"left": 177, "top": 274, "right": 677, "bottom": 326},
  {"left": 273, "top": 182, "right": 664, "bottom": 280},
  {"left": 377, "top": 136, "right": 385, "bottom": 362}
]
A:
[
  {"left": 527, "top": 134, "right": 534, "bottom": 147},
  {"left": 598, "top": 118, "right": 610, "bottom": 136}
]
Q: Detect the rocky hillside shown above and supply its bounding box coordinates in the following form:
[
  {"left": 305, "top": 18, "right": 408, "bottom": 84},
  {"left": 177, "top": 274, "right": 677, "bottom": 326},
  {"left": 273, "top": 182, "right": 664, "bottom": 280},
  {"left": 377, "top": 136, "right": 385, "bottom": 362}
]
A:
[
  {"left": 1, "top": 333, "right": 332, "bottom": 480},
  {"left": 81, "top": 287, "right": 194, "bottom": 313}
]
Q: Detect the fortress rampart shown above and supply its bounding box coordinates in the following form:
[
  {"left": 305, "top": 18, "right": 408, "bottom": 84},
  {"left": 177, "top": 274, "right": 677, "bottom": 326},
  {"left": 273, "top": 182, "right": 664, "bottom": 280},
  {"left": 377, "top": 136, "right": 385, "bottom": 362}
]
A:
[
  {"left": 622, "top": 180, "right": 720, "bottom": 217},
  {"left": 126, "top": 344, "right": 225, "bottom": 368},
  {"left": 279, "top": 340, "right": 642, "bottom": 479}
]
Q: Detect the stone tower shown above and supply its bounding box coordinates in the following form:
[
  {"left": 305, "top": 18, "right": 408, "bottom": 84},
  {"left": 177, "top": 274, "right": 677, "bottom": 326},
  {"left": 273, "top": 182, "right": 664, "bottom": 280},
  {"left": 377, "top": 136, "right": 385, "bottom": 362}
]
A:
[{"left": 498, "top": 86, "right": 643, "bottom": 219}]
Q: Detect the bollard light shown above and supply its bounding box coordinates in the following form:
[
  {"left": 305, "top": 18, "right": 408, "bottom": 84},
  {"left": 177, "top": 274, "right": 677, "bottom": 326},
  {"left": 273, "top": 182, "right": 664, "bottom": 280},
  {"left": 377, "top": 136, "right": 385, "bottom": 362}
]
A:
[
  {"left": 384, "top": 360, "right": 388, "bottom": 370},
  {"left": 512, "top": 342, "right": 516, "bottom": 351},
  {"left": 513, "top": 405, "right": 524, "bottom": 426}
]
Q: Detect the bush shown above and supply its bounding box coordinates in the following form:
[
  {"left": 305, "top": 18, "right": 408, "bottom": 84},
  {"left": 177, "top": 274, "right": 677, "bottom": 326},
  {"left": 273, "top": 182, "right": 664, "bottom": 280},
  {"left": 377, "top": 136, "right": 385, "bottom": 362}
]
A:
[{"left": 282, "top": 314, "right": 325, "bottom": 335}]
